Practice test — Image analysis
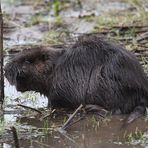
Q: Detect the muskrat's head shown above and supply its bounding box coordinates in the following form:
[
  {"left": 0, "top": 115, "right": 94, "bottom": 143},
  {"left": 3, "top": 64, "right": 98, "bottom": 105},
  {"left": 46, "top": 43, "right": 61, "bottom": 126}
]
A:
[{"left": 5, "top": 47, "right": 64, "bottom": 95}]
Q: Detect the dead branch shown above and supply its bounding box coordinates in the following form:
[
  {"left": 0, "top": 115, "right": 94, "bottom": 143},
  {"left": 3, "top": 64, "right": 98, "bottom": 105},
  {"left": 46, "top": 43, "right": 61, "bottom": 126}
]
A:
[
  {"left": 17, "top": 104, "right": 43, "bottom": 114},
  {"left": 0, "top": 0, "right": 4, "bottom": 111},
  {"left": 40, "top": 109, "right": 56, "bottom": 121},
  {"left": 11, "top": 126, "right": 20, "bottom": 148},
  {"left": 59, "top": 104, "right": 83, "bottom": 132},
  {"left": 136, "top": 32, "right": 148, "bottom": 42}
]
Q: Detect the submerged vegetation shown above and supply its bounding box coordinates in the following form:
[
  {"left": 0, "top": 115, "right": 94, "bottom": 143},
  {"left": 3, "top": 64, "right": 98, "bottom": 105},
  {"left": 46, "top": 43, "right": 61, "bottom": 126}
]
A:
[{"left": 126, "top": 128, "right": 146, "bottom": 146}]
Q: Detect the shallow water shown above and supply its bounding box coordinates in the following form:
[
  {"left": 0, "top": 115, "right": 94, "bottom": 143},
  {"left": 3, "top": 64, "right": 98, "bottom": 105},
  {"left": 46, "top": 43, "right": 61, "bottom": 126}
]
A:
[
  {"left": 2, "top": 68, "right": 148, "bottom": 148},
  {"left": 2, "top": 0, "right": 130, "bottom": 49}
]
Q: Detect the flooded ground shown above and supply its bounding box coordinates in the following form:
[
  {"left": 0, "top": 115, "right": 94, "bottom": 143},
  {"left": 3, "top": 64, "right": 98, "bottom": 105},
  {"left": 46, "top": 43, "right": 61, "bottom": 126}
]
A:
[{"left": 1, "top": 0, "right": 148, "bottom": 147}]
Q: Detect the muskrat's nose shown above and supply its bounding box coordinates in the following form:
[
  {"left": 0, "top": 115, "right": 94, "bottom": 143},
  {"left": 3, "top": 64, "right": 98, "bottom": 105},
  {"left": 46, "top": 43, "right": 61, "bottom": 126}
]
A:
[
  {"left": 16, "top": 70, "right": 26, "bottom": 81},
  {"left": 4, "top": 63, "right": 16, "bottom": 85},
  {"left": 4, "top": 64, "right": 9, "bottom": 77},
  {"left": 3, "top": 69, "right": 7, "bottom": 77}
]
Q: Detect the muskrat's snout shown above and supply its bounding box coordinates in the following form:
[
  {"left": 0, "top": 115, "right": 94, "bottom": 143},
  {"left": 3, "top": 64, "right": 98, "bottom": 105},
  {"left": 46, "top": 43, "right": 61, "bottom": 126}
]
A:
[
  {"left": 4, "top": 62, "right": 18, "bottom": 86},
  {"left": 4, "top": 60, "right": 31, "bottom": 92},
  {"left": 16, "top": 70, "right": 27, "bottom": 82}
]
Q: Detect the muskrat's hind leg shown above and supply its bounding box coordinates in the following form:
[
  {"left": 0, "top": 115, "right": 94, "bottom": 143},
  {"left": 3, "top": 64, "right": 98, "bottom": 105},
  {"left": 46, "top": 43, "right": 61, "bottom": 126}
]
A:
[
  {"left": 126, "top": 106, "right": 145, "bottom": 124},
  {"left": 85, "top": 104, "right": 109, "bottom": 118}
]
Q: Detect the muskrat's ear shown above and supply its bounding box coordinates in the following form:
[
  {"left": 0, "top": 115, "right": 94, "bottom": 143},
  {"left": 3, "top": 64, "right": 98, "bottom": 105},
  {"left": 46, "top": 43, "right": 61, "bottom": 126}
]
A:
[
  {"left": 56, "top": 49, "right": 65, "bottom": 56},
  {"left": 52, "top": 49, "right": 65, "bottom": 60},
  {"left": 41, "top": 49, "right": 65, "bottom": 61}
]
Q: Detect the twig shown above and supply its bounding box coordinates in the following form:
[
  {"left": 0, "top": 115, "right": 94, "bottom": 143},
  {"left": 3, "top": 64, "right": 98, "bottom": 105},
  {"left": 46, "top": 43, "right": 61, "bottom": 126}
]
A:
[
  {"left": 58, "top": 131, "right": 76, "bottom": 143},
  {"left": 136, "top": 33, "right": 148, "bottom": 42},
  {"left": 137, "top": 45, "right": 148, "bottom": 49},
  {"left": 134, "top": 48, "right": 148, "bottom": 53},
  {"left": 17, "top": 104, "right": 42, "bottom": 114},
  {"left": 11, "top": 126, "right": 20, "bottom": 148},
  {"left": 111, "top": 25, "right": 148, "bottom": 29},
  {"left": 59, "top": 104, "right": 83, "bottom": 131},
  {"left": 4, "top": 109, "right": 24, "bottom": 114},
  {"left": 63, "top": 116, "right": 85, "bottom": 130},
  {"left": 40, "top": 109, "right": 56, "bottom": 121}
]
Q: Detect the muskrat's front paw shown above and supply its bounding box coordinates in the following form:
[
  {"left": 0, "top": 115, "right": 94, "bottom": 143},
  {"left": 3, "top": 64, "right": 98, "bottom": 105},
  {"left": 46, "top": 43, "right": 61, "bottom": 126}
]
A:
[{"left": 85, "top": 104, "right": 109, "bottom": 117}]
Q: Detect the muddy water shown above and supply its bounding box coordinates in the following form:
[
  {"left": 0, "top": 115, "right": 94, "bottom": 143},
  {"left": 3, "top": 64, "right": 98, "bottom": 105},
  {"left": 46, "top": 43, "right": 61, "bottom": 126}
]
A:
[
  {"left": 2, "top": 102, "right": 148, "bottom": 148},
  {"left": 1, "top": 0, "right": 148, "bottom": 147},
  {"left": 18, "top": 116, "right": 148, "bottom": 148}
]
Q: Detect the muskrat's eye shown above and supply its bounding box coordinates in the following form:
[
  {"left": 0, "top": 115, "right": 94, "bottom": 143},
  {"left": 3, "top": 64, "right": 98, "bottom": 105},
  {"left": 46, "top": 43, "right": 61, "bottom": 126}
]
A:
[{"left": 24, "top": 59, "right": 32, "bottom": 64}]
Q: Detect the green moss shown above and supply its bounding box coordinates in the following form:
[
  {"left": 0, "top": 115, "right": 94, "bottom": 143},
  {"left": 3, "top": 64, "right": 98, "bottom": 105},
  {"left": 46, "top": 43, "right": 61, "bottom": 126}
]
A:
[
  {"left": 54, "top": 16, "right": 65, "bottom": 28},
  {"left": 25, "top": 14, "right": 42, "bottom": 27},
  {"left": 94, "top": 8, "right": 148, "bottom": 31},
  {"left": 53, "top": 0, "right": 60, "bottom": 17},
  {"left": 0, "top": 117, "right": 5, "bottom": 135},
  {"left": 43, "top": 119, "right": 49, "bottom": 134},
  {"left": 126, "top": 128, "right": 145, "bottom": 146},
  {"left": 42, "top": 31, "right": 61, "bottom": 45}
]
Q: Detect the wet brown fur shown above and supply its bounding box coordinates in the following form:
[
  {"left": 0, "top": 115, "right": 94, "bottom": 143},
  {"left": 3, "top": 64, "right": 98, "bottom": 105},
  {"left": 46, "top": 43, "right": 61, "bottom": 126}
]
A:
[{"left": 5, "top": 36, "right": 148, "bottom": 121}]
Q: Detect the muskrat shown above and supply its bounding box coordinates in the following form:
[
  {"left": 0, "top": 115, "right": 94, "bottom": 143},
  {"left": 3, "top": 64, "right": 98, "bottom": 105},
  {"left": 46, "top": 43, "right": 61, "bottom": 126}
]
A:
[{"left": 5, "top": 35, "right": 148, "bottom": 122}]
